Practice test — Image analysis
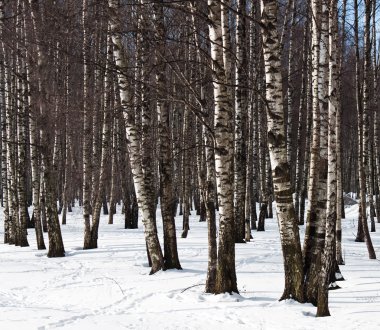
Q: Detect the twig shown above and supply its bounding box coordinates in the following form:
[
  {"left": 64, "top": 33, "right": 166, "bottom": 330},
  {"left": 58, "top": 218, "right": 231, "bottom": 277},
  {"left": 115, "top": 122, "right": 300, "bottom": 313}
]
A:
[
  {"left": 98, "top": 276, "right": 126, "bottom": 296},
  {"left": 181, "top": 283, "right": 205, "bottom": 293}
]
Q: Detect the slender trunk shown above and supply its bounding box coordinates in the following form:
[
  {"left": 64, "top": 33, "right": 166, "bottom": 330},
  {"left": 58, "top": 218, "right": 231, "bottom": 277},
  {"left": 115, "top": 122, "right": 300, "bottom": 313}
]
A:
[
  {"left": 152, "top": 0, "right": 181, "bottom": 269},
  {"left": 82, "top": 0, "right": 93, "bottom": 249},
  {"left": 15, "top": 3, "right": 29, "bottom": 246},
  {"left": 87, "top": 30, "right": 112, "bottom": 249},
  {"left": 294, "top": 7, "right": 309, "bottom": 223},
  {"left": 108, "top": 117, "right": 117, "bottom": 225},
  {"left": 6, "top": 51, "right": 17, "bottom": 245},
  {"left": 234, "top": 0, "right": 248, "bottom": 243},
  {"left": 0, "top": 0, "right": 10, "bottom": 243},
  {"left": 61, "top": 53, "right": 71, "bottom": 226},
  {"left": 317, "top": 1, "right": 338, "bottom": 315},
  {"left": 286, "top": 0, "right": 296, "bottom": 176},
  {"left": 359, "top": 0, "right": 376, "bottom": 259},
  {"left": 336, "top": 0, "right": 347, "bottom": 265},
  {"left": 249, "top": 2, "right": 258, "bottom": 230},
  {"left": 181, "top": 106, "right": 191, "bottom": 238}
]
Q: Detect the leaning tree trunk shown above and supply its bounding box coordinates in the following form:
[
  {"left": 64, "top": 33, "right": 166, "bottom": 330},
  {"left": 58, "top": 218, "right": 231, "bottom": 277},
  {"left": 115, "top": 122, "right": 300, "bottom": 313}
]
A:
[
  {"left": 108, "top": 0, "right": 164, "bottom": 274},
  {"left": 260, "top": 0, "right": 304, "bottom": 302}
]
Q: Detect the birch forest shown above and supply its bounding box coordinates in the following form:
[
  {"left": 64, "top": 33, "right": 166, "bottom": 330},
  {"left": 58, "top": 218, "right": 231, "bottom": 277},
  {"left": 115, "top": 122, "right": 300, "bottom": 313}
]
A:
[{"left": 1, "top": 0, "right": 380, "bottom": 321}]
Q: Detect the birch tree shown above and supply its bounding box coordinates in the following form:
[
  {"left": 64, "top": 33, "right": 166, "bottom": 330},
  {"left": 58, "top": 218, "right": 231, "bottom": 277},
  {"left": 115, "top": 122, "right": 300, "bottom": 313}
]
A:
[
  {"left": 303, "top": 0, "right": 330, "bottom": 305},
  {"left": 234, "top": 0, "right": 248, "bottom": 243},
  {"left": 108, "top": 0, "right": 165, "bottom": 274},
  {"left": 152, "top": 0, "right": 182, "bottom": 269},
  {"left": 82, "top": 0, "right": 94, "bottom": 250},
  {"left": 317, "top": 0, "right": 338, "bottom": 315},
  {"left": 260, "top": 0, "right": 304, "bottom": 302},
  {"left": 359, "top": 0, "right": 376, "bottom": 259},
  {"left": 208, "top": 0, "right": 238, "bottom": 294}
]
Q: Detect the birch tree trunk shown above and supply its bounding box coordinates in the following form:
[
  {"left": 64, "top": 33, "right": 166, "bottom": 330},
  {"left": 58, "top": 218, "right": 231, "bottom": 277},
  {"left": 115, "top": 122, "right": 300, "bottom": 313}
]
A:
[
  {"left": 286, "top": 0, "right": 296, "bottom": 174},
  {"left": 359, "top": 0, "right": 376, "bottom": 259},
  {"left": 30, "top": 0, "right": 65, "bottom": 257},
  {"left": 61, "top": 51, "right": 71, "bottom": 226},
  {"left": 260, "top": 0, "right": 304, "bottom": 302},
  {"left": 208, "top": 0, "right": 238, "bottom": 294},
  {"left": 317, "top": 0, "right": 338, "bottom": 315},
  {"left": 0, "top": 0, "right": 11, "bottom": 243},
  {"left": 108, "top": 117, "right": 117, "bottom": 225},
  {"left": 87, "top": 30, "right": 112, "bottom": 249},
  {"left": 249, "top": 2, "right": 259, "bottom": 230},
  {"left": 41, "top": 131, "right": 65, "bottom": 258},
  {"left": 152, "top": 0, "right": 181, "bottom": 269},
  {"left": 304, "top": 0, "right": 330, "bottom": 305},
  {"left": 11, "top": 0, "right": 26, "bottom": 247},
  {"left": 108, "top": 0, "right": 164, "bottom": 274},
  {"left": 354, "top": 0, "right": 365, "bottom": 243},
  {"left": 181, "top": 105, "right": 191, "bottom": 238},
  {"left": 372, "top": 0, "right": 380, "bottom": 225},
  {"left": 336, "top": 0, "right": 347, "bottom": 265},
  {"left": 257, "top": 92, "right": 268, "bottom": 231},
  {"left": 6, "top": 55, "right": 17, "bottom": 245},
  {"left": 204, "top": 126, "right": 217, "bottom": 292},
  {"left": 82, "top": 0, "right": 94, "bottom": 250},
  {"left": 294, "top": 6, "right": 309, "bottom": 223},
  {"left": 0, "top": 0, "right": 10, "bottom": 243},
  {"left": 300, "top": 60, "right": 313, "bottom": 227},
  {"left": 26, "top": 0, "right": 49, "bottom": 249},
  {"left": 234, "top": 0, "right": 248, "bottom": 243},
  {"left": 15, "top": 1, "right": 29, "bottom": 247}
]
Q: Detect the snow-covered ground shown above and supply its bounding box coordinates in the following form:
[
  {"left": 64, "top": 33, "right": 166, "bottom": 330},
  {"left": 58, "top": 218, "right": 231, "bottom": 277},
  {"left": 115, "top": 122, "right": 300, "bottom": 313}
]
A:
[{"left": 0, "top": 203, "right": 379, "bottom": 330}]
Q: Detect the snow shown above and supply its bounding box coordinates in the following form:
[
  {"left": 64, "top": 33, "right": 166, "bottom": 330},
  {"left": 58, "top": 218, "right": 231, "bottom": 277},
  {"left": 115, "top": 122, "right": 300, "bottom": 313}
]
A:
[{"left": 0, "top": 203, "right": 380, "bottom": 329}]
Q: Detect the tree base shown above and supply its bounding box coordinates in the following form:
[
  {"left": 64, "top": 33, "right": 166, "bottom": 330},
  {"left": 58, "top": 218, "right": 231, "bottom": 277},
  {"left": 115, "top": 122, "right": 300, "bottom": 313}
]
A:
[
  {"left": 181, "top": 230, "right": 189, "bottom": 238},
  {"left": 235, "top": 238, "right": 246, "bottom": 243},
  {"left": 47, "top": 249, "right": 65, "bottom": 258}
]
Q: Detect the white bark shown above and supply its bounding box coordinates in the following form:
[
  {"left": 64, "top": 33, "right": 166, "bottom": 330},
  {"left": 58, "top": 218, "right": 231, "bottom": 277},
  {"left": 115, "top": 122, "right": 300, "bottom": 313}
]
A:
[
  {"left": 260, "top": 0, "right": 304, "bottom": 302},
  {"left": 208, "top": 0, "right": 237, "bottom": 294},
  {"left": 108, "top": 0, "right": 164, "bottom": 273}
]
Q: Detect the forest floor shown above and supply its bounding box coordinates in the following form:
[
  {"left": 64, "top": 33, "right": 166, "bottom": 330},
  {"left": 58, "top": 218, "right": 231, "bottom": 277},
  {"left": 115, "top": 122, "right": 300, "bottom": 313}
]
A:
[{"left": 0, "top": 203, "right": 380, "bottom": 330}]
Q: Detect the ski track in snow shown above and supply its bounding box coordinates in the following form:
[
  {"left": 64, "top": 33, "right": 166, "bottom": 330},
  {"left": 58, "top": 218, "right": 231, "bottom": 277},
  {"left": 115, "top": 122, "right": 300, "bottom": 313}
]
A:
[{"left": 0, "top": 203, "right": 380, "bottom": 329}]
